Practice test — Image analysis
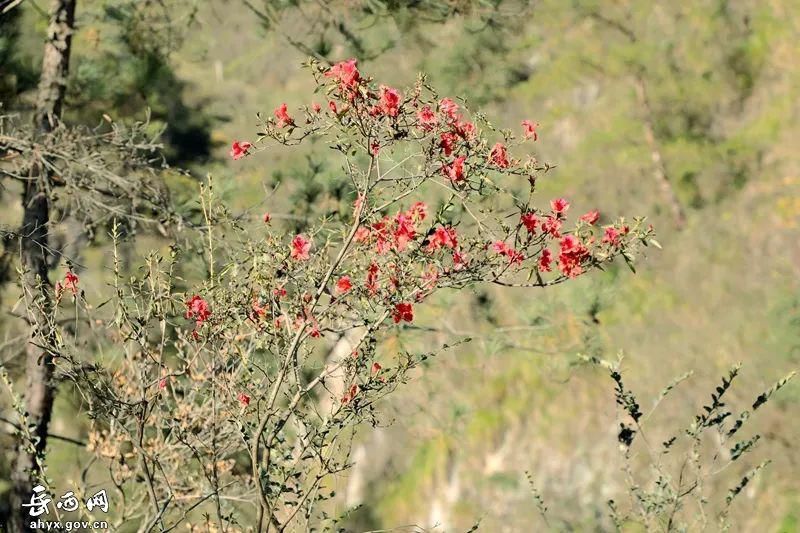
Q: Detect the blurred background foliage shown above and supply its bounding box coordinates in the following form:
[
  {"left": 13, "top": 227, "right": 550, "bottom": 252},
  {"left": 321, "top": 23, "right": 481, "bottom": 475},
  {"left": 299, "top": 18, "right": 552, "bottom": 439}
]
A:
[{"left": 1, "top": 0, "right": 799, "bottom": 530}]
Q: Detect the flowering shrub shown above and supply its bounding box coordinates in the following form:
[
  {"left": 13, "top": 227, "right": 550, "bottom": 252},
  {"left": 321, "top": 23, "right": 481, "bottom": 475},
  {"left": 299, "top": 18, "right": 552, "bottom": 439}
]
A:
[{"left": 25, "top": 59, "right": 654, "bottom": 530}]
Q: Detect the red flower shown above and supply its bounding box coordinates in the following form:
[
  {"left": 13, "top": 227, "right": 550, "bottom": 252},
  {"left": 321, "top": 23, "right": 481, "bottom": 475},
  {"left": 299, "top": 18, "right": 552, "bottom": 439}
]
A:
[
  {"left": 602, "top": 226, "right": 621, "bottom": 247},
  {"left": 273, "top": 286, "right": 287, "bottom": 299},
  {"left": 456, "top": 120, "right": 476, "bottom": 139},
  {"left": 541, "top": 215, "right": 562, "bottom": 238},
  {"left": 521, "top": 120, "right": 539, "bottom": 141},
  {"left": 328, "top": 100, "right": 338, "bottom": 114},
  {"left": 452, "top": 250, "right": 468, "bottom": 271},
  {"left": 417, "top": 105, "right": 438, "bottom": 131},
  {"left": 392, "top": 214, "right": 416, "bottom": 251},
  {"left": 326, "top": 59, "right": 360, "bottom": 97},
  {"left": 354, "top": 226, "right": 370, "bottom": 243},
  {"left": 341, "top": 383, "right": 359, "bottom": 404},
  {"left": 335, "top": 275, "right": 353, "bottom": 295},
  {"left": 366, "top": 262, "right": 380, "bottom": 295},
  {"left": 406, "top": 201, "right": 428, "bottom": 222},
  {"left": 538, "top": 249, "right": 553, "bottom": 272},
  {"left": 439, "top": 132, "right": 458, "bottom": 156},
  {"left": 557, "top": 235, "right": 589, "bottom": 278},
  {"left": 185, "top": 295, "right": 211, "bottom": 326},
  {"left": 489, "top": 142, "right": 510, "bottom": 168},
  {"left": 392, "top": 302, "right": 414, "bottom": 323},
  {"left": 550, "top": 197, "right": 570, "bottom": 215},
  {"left": 371, "top": 141, "right": 381, "bottom": 156},
  {"left": 63, "top": 270, "right": 79, "bottom": 295},
  {"left": 312, "top": 102, "right": 321, "bottom": 113},
  {"left": 290, "top": 234, "right": 312, "bottom": 260},
  {"left": 251, "top": 298, "right": 268, "bottom": 319},
  {"left": 579, "top": 210, "right": 600, "bottom": 225},
  {"left": 521, "top": 212, "right": 538, "bottom": 233},
  {"left": 379, "top": 85, "right": 401, "bottom": 117},
  {"left": 159, "top": 377, "right": 168, "bottom": 389},
  {"left": 371, "top": 362, "right": 382, "bottom": 374},
  {"left": 426, "top": 225, "right": 458, "bottom": 252},
  {"left": 439, "top": 97, "right": 460, "bottom": 120},
  {"left": 263, "top": 213, "right": 272, "bottom": 224},
  {"left": 443, "top": 155, "right": 466, "bottom": 183},
  {"left": 237, "top": 392, "right": 251, "bottom": 407},
  {"left": 229, "top": 141, "right": 252, "bottom": 160},
  {"left": 274, "top": 103, "right": 294, "bottom": 128},
  {"left": 491, "top": 241, "right": 523, "bottom": 265}
]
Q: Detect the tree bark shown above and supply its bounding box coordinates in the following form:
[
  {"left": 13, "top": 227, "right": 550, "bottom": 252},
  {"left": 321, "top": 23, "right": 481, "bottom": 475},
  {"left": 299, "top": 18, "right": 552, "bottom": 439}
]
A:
[{"left": 10, "top": 1, "right": 76, "bottom": 531}]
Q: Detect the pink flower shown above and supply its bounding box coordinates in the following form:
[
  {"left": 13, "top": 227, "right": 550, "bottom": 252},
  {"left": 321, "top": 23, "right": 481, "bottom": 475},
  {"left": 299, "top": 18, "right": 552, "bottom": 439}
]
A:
[
  {"left": 63, "top": 270, "right": 79, "bottom": 295},
  {"left": 417, "top": 105, "right": 438, "bottom": 131},
  {"left": 366, "top": 263, "right": 380, "bottom": 295},
  {"left": 558, "top": 235, "right": 589, "bottom": 278},
  {"left": 325, "top": 59, "right": 361, "bottom": 95},
  {"left": 379, "top": 85, "right": 401, "bottom": 117},
  {"left": 491, "top": 241, "right": 523, "bottom": 265},
  {"left": 521, "top": 120, "right": 539, "bottom": 141},
  {"left": 439, "top": 97, "right": 460, "bottom": 120},
  {"left": 354, "top": 226, "right": 371, "bottom": 243},
  {"left": 521, "top": 212, "right": 538, "bottom": 233},
  {"left": 452, "top": 250, "right": 468, "bottom": 271},
  {"left": 185, "top": 295, "right": 211, "bottom": 327},
  {"left": 274, "top": 103, "right": 294, "bottom": 128},
  {"left": 444, "top": 155, "right": 466, "bottom": 182},
  {"left": 371, "top": 362, "right": 382, "bottom": 374},
  {"left": 328, "top": 100, "right": 338, "bottom": 114},
  {"left": 426, "top": 226, "right": 458, "bottom": 252},
  {"left": 273, "top": 286, "right": 287, "bottom": 299},
  {"left": 489, "top": 142, "right": 510, "bottom": 168},
  {"left": 541, "top": 215, "right": 562, "bottom": 238},
  {"left": 312, "top": 102, "right": 321, "bottom": 113},
  {"left": 263, "top": 213, "right": 272, "bottom": 224},
  {"left": 580, "top": 210, "right": 600, "bottom": 225},
  {"left": 238, "top": 392, "right": 251, "bottom": 407},
  {"left": 538, "top": 249, "right": 553, "bottom": 272},
  {"left": 335, "top": 275, "right": 353, "bottom": 295},
  {"left": 158, "top": 377, "right": 168, "bottom": 390},
  {"left": 439, "top": 132, "right": 458, "bottom": 156},
  {"left": 290, "top": 234, "right": 311, "bottom": 260},
  {"left": 456, "top": 120, "right": 476, "bottom": 139},
  {"left": 551, "top": 197, "right": 570, "bottom": 215},
  {"left": 229, "top": 141, "right": 252, "bottom": 160},
  {"left": 602, "top": 226, "right": 621, "bottom": 247},
  {"left": 371, "top": 141, "right": 380, "bottom": 156},
  {"left": 392, "top": 302, "right": 414, "bottom": 323},
  {"left": 341, "top": 383, "right": 359, "bottom": 404},
  {"left": 406, "top": 201, "right": 428, "bottom": 222}
]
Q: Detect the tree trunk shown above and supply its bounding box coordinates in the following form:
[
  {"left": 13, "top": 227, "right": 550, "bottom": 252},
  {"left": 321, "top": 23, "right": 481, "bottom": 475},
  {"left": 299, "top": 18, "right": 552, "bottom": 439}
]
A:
[
  {"left": 10, "top": 1, "right": 75, "bottom": 531},
  {"left": 633, "top": 75, "right": 687, "bottom": 230}
]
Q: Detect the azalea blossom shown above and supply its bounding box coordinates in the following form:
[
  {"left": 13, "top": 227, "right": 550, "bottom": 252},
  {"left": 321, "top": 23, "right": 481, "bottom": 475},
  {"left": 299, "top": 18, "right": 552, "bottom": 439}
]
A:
[
  {"left": 185, "top": 295, "right": 211, "bottom": 327},
  {"left": 379, "top": 85, "right": 401, "bottom": 117},
  {"left": 538, "top": 248, "right": 553, "bottom": 272},
  {"left": 444, "top": 155, "right": 466, "bottom": 182},
  {"left": 291, "top": 234, "right": 311, "bottom": 260},
  {"left": 371, "top": 362, "right": 382, "bottom": 374},
  {"left": 521, "top": 120, "right": 539, "bottom": 141},
  {"left": 521, "top": 212, "right": 538, "bottom": 233},
  {"left": 551, "top": 197, "right": 570, "bottom": 215},
  {"left": 489, "top": 142, "right": 510, "bottom": 168},
  {"left": 558, "top": 234, "right": 589, "bottom": 278},
  {"left": 580, "top": 210, "right": 600, "bottom": 225},
  {"left": 602, "top": 226, "right": 622, "bottom": 247},
  {"left": 325, "top": 59, "right": 360, "bottom": 97},
  {"left": 366, "top": 262, "right": 380, "bottom": 295},
  {"left": 311, "top": 102, "right": 321, "bottom": 113},
  {"left": 426, "top": 225, "right": 458, "bottom": 252},
  {"left": 263, "top": 213, "right": 272, "bottom": 224},
  {"left": 229, "top": 140, "right": 252, "bottom": 160},
  {"left": 392, "top": 302, "right": 414, "bottom": 323},
  {"left": 541, "top": 215, "right": 562, "bottom": 238},
  {"left": 439, "top": 97, "right": 459, "bottom": 120},
  {"left": 274, "top": 103, "right": 294, "bottom": 128},
  {"left": 417, "top": 105, "right": 438, "bottom": 130},
  {"left": 335, "top": 275, "right": 353, "bottom": 295},
  {"left": 237, "top": 392, "right": 251, "bottom": 407}
]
